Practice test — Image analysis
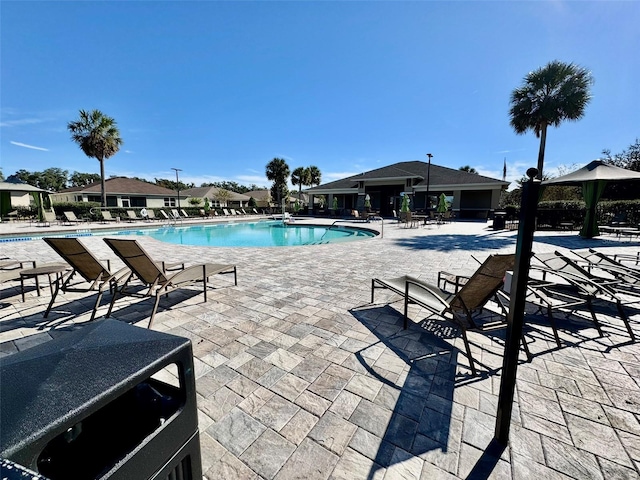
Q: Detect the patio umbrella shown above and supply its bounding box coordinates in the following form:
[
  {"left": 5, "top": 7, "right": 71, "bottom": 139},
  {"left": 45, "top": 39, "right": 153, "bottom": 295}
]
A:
[
  {"left": 400, "top": 193, "right": 410, "bottom": 212},
  {"left": 542, "top": 160, "right": 640, "bottom": 238},
  {"left": 437, "top": 193, "right": 448, "bottom": 214}
]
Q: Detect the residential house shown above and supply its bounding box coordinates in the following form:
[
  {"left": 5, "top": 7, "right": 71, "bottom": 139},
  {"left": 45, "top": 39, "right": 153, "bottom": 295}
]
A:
[
  {"left": 52, "top": 177, "right": 187, "bottom": 209},
  {"left": 244, "top": 190, "right": 271, "bottom": 209},
  {"left": 182, "top": 186, "right": 252, "bottom": 208}
]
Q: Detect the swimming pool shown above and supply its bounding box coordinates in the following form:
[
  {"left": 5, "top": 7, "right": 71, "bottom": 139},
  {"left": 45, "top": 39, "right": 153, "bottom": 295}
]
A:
[{"left": 0, "top": 221, "right": 378, "bottom": 247}]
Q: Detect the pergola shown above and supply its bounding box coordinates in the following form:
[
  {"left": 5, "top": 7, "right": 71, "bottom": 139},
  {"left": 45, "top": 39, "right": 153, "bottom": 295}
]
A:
[{"left": 542, "top": 160, "right": 640, "bottom": 238}]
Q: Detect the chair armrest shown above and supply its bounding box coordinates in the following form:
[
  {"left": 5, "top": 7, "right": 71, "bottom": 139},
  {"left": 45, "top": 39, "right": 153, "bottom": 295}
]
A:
[
  {"left": 437, "top": 270, "right": 470, "bottom": 293},
  {"left": 160, "top": 261, "right": 186, "bottom": 272}
]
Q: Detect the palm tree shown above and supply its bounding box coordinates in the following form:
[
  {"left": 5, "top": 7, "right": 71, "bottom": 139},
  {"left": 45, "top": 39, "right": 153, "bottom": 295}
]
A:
[
  {"left": 459, "top": 165, "right": 478, "bottom": 174},
  {"left": 266, "top": 158, "right": 290, "bottom": 206},
  {"left": 291, "top": 167, "right": 311, "bottom": 204},
  {"left": 509, "top": 61, "right": 593, "bottom": 180},
  {"left": 68, "top": 109, "right": 123, "bottom": 206},
  {"left": 308, "top": 165, "right": 321, "bottom": 186}
]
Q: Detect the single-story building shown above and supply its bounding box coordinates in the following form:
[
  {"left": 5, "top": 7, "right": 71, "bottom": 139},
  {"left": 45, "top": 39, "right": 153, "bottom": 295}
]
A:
[
  {"left": 305, "top": 160, "right": 509, "bottom": 218},
  {"left": 245, "top": 190, "right": 311, "bottom": 210},
  {"left": 0, "top": 181, "right": 50, "bottom": 219},
  {"left": 244, "top": 190, "right": 271, "bottom": 209},
  {"left": 52, "top": 177, "right": 188, "bottom": 209},
  {"left": 182, "top": 186, "right": 252, "bottom": 208}
]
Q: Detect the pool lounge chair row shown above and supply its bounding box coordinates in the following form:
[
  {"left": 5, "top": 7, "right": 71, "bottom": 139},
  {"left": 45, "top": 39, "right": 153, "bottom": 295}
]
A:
[
  {"left": 371, "top": 249, "right": 640, "bottom": 376},
  {"left": 17, "top": 237, "right": 238, "bottom": 328}
]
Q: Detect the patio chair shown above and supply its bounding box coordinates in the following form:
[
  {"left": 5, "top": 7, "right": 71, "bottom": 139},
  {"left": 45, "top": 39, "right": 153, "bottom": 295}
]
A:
[
  {"left": 103, "top": 238, "right": 237, "bottom": 328},
  {"left": 180, "top": 209, "right": 190, "bottom": 218},
  {"left": 63, "top": 211, "right": 85, "bottom": 225},
  {"left": 43, "top": 237, "right": 131, "bottom": 319},
  {"left": 524, "top": 265, "right": 604, "bottom": 347},
  {"left": 126, "top": 210, "right": 140, "bottom": 222},
  {"left": 38, "top": 210, "right": 57, "bottom": 227},
  {"left": 614, "top": 251, "right": 640, "bottom": 268},
  {"left": 100, "top": 210, "right": 118, "bottom": 222},
  {"left": 536, "top": 251, "right": 640, "bottom": 297},
  {"left": 572, "top": 249, "right": 640, "bottom": 279},
  {"left": 371, "top": 253, "right": 516, "bottom": 375},
  {"left": 0, "top": 259, "right": 37, "bottom": 286},
  {"left": 146, "top": 209, "right": 158, "bottom": 221},
  {"left": 159, "top": 210, "right": 171, "bottom": 220},
  {"left": 534, "top": 252, "right": 636, "bottom": 341}
]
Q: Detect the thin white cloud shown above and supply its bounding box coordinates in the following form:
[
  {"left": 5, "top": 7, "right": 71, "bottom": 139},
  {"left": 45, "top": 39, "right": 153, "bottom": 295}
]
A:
[
  {"left": 10, "top": 141, "right": 49, "bottom": 151},
  {"left": 236, "top": 174, "right": 269, "bottom": 186},
  {"left": 0, "top": 118, "right": 46, "bottom": 128},
  {"left": 324, "top": 171, "right": 360, "bottom": 181}
]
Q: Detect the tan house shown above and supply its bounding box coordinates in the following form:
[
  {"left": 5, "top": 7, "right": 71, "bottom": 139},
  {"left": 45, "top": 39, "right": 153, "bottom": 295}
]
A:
[
  {"left": 0, "top": 181, "right": 50, "bottom": 218},
  {"left": 52, "top": 177, "right": 188, "bottom": 209},
  {"left": 182, "top": 186, "right": 252, "bottom": 208},
  {"left": 244, "top": 190, "right": 271, "bottom": 208}
]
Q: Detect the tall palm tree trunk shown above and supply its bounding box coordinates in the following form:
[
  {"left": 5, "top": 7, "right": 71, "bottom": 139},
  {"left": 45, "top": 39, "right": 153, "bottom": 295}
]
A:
[
  {"left": 536, "top": 123, "right": 548, "bottom": 180},
  {"left": 100, "top": 156, "right": 107, "bottom": 207}
]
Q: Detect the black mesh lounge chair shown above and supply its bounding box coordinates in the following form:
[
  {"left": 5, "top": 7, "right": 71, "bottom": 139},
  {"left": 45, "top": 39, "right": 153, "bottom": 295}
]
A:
[
  {"left": 371, "top": 254, "right": 517, "bottom": 375},
  {"left": 103, "top": 238, "right": 237, "bottom": 328},
  {"left": 534, "top": 252, "right": 636, "bottom": 341},
  {"left": 43, "top": 237, "right": 131, "bottom": 319},
  {"left": 537, "top": 251, "right": 640, "bottom": 298},
  {"left": 570, "top": 249, "right": 640, "bottom": 289}
]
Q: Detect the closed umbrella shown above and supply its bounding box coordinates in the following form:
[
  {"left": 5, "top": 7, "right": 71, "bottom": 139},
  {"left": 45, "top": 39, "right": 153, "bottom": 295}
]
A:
[
  {"left": 542, "top": 160, "right": 640, "bottom": 238},
  {"left": 437, "top": 193, "right": 448, "bottom": 213},
  {"left": 400, "top": 194, "right": 410, "bottom": 212}
]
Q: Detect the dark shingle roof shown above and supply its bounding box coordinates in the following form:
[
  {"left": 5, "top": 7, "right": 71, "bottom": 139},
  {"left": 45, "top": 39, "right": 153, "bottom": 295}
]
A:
[
  {"left": 308, "top": 161, "right": 507, "bottom": 191},
  {"left": 58, "top": 177, "right": 177, "bottom": 196}
]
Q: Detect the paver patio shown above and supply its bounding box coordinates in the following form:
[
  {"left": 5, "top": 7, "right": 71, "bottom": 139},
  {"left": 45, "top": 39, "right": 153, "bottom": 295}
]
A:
[{"left": 1, "top": 217, "right": 640, "bottom": 479}]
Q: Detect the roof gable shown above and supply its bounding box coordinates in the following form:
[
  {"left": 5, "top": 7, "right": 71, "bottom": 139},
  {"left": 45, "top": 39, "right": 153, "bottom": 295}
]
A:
[
  {"left": 58, "top": 177, "right": 177, "bottom": 196},
  {"left": 308, "top": 160, "right": 507, "bottom": 191}
]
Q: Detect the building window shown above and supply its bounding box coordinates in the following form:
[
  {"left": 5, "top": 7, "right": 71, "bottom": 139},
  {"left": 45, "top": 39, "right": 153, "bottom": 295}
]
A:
[
  {"left": 122, "top": 196, "right": 131, "bottom": 208},
  {"left": 130, "top": 196, "right": 147, "bottom": 207},
  {"left": 164, "top": 198, "right": 176, "bottom": 207},
  {"left": 74, "top": 195, "right": 83, "bottom": 202}
]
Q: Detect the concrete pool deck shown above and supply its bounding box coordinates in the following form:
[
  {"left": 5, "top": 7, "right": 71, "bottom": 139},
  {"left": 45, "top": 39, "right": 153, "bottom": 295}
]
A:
[{"left": 2, "top": 217, "right": 640, "bottom": 479}]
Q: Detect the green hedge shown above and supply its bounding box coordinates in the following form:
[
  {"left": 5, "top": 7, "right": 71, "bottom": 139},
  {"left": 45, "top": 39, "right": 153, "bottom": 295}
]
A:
[{"left": 501, "top": 199, "right": 640, "bottom": 228}]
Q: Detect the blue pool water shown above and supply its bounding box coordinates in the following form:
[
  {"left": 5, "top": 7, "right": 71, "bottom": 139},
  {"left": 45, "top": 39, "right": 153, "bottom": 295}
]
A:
[
  {"left": 127, "top": 221, "right": 377, "bottom": 247},
  {"left": 0, "top": 221, "right": 377, "bottom": 247}
]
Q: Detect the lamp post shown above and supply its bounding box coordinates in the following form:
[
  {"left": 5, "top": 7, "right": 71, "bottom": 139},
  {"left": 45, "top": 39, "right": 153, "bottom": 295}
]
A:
[
  {"left": 171, "top": 168, "right": 182, "bottom": 210},
  {"left": 426, "top": 153, "right": 433, "bottom": 210}
]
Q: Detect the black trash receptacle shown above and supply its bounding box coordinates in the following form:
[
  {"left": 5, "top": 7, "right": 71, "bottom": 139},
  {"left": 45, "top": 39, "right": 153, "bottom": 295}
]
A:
[
  {"left": 0, "top": 319, "right": 201, "bottom": 480},
  {"left": 493, "top": 211, "right": 506, "bottom": 230}
]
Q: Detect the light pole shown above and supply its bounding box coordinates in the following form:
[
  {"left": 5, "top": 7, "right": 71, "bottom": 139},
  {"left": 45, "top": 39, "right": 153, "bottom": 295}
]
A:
[
  {"left": 426, "top": 153, "right": 433, "bottom": 211},
  {"left": 171, "top": 168, "right": 182, "bottom": 210}
]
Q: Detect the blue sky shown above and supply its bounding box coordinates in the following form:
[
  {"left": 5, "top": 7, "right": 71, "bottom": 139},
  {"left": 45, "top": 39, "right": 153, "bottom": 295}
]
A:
[{"left": 1, "top": 1, "right": 638, "bottom": 190}]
